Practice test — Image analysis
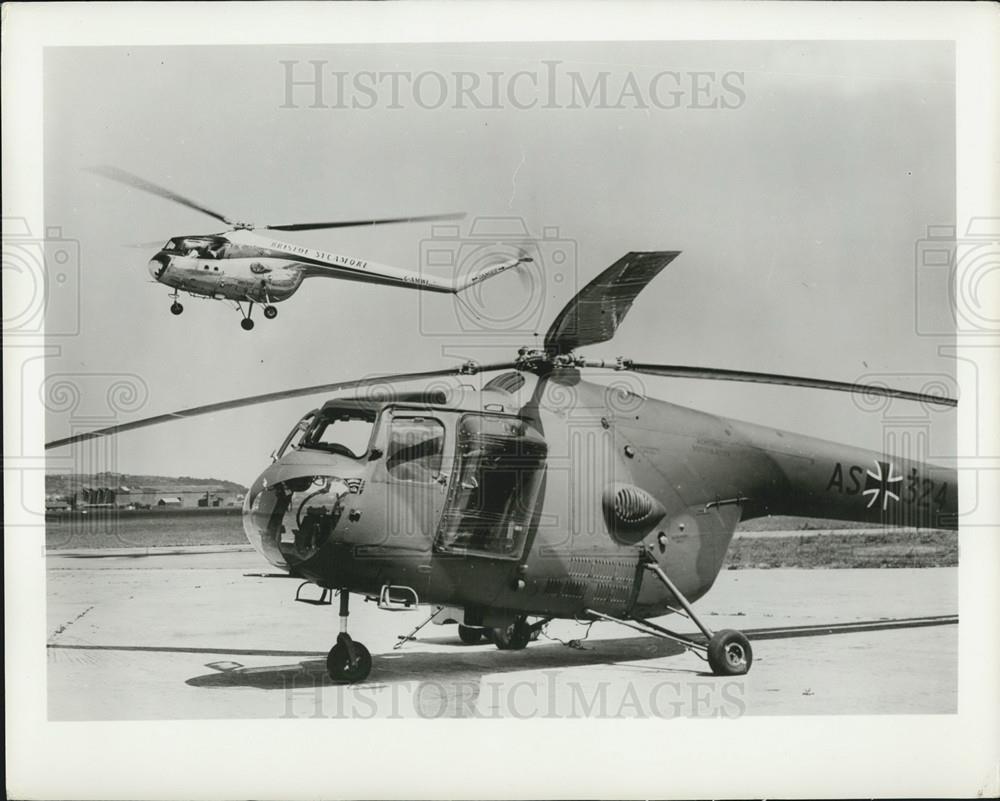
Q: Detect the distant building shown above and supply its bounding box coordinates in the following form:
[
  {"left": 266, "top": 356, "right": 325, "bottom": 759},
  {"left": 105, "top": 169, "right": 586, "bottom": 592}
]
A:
[
  {"left": 45, "top": 497, "right": 72, "bottom": 512},
  {"left": 50, "top": 477, "right": 243, "bottom": 510},
  {"left": 197, "top": 491, "right": 224, "bottom": 508},
  {"left": 76, "top": 486, "right": 116, "bottom": 507}
]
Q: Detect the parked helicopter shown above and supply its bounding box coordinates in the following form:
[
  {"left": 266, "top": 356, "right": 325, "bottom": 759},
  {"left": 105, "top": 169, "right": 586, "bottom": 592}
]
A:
[
  {"left": 90, "top": 166, "right": 531, "bottom": 329},
  {"left": 46, "top": 251, "right": 958, "bottom": 682}
]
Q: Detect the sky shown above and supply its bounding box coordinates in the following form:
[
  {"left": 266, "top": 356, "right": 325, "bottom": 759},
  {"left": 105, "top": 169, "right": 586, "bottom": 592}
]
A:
[{"left": 42, "top": 40, "right": 957, "bottom": 485}]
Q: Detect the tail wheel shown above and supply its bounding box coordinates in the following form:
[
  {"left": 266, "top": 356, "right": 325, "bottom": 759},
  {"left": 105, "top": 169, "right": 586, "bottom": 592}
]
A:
[
  {"left": 263, "top": 305, "right": 278, "bottom": 319},
  {"left": 707, "top": 629, "right": 753, "bottom": 676},
  {"left": 326, "top": 640, "right": 372, "bottom": 683},
  {"left": 170, "top": 302, "right": 183, "bottom": 315}
]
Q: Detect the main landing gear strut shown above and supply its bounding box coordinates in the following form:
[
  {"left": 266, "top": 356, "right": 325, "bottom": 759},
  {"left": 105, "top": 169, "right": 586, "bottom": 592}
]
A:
[
  {"left": 169, "top": 289, "right": 183, "bottom": 316},
  {"left": 587, "top": 547, "right": 752, "bottom": 676},
  {"left": 235, "top": 300, "right": 278, "bottom": 331},
  {"left": 326, "top": 591, "right": 373, "bottom": 683}
]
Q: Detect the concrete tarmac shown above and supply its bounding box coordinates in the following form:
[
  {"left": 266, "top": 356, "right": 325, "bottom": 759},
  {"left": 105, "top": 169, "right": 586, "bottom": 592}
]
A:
[{"left": 46, "top": 547, "right": 957, "bottom": 720}]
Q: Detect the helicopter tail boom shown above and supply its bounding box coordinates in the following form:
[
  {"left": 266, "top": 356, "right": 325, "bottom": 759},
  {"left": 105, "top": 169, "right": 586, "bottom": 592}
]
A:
[{"left": 725, "top": 416, "right": 958, "bottom": 530}]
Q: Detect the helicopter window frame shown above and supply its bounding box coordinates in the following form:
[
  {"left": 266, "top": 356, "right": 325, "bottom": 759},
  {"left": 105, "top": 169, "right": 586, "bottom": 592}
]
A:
[
  {"left": 434, "top": 412, "right": 547, "bottom": 561},
  {"left": 274, "top": 410, "right": 318, "bottom": 460},
  {"left": 384, "top": 414, "right": 447, "bottom": 485},
  {"left": 299, "top": 407, "right": 377, "bottom": 460}
]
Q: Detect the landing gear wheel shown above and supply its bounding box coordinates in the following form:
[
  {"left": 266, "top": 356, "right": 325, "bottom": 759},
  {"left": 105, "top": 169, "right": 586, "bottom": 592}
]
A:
[
  {"left": 707, "top": 629, "right": 752, "bottom": 676},
  {"left": 240, "top": 317, "right": 255, "bottom": 331},
  {"left": 492, "top": 617, "right": 532, "bottom": 650},
  {"left": 263, "top": 305, "right": 278, "bottom": 319},
  {"left": 170, "top": 302, "right": 183, "bottom": 315},
  {"left": 458, "top": 624, "right": 485, "bottom": 644},
  {"left": 326, "top": 640, "right": 372, "bottom": 683}
]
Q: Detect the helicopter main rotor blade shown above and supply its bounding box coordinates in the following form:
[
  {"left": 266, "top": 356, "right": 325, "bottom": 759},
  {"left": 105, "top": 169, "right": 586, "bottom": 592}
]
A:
[
  {"left": 264, "top": 212, "right": 466, "bottom": 232},
  {"left": 544, "top": 251, "right": 682, "bottom": 355},
  {"left": 613, "top": 362, "right": 957, "bottom": 407},
  {"left": 121, "top": 240, "right": 172, "bottom": 250},
  {"left": 87, "top": 165, "right": 235, "bottom": 226},
  {"left": 45, "top": 362, "right": 518, "bottom": 451}
]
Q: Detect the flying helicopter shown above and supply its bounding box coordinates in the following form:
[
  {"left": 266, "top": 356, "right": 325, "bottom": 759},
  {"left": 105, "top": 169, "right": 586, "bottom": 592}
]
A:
[
  {"left": 46, "top": 251, "right": 958, "bottom": 683},
  {"left": 89, "top": 166, "right": 532, "bottom": 330}
]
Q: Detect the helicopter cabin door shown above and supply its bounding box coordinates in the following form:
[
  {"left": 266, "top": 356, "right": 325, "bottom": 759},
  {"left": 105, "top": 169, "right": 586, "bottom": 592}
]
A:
[
  {"left": 381, "top": 410, "right": 452, "bottom": 545},
  {"left": 434, "top": 413, "right": 547, "bottom": 560}
]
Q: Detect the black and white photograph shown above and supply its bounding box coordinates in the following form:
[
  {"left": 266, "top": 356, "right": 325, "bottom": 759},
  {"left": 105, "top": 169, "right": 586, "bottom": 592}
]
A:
[{"left": 4, "top": 3, "right": 998, "bottom": 799}]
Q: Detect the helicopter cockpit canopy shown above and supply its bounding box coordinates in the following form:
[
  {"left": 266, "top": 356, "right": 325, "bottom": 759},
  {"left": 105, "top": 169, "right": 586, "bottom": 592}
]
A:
[
  {"left": 161, "top": 236, "right": 229, "bottom": 259},
  {"left": 298, "top": 405, "right": 377, "bottom": 459},
  {"left": 245, "top": 395, "right": 552, "bottom": 572},
  {"left": 273, "top": 410, "right": 317, "bottom": 460}
]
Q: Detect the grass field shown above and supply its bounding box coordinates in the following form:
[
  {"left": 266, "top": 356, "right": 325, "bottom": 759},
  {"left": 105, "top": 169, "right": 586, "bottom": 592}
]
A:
[
  {"left": 45, "top": 508, "right": 247, "bottom": 551},
  {"left": 726, "top": 529, "right": 956, "bottom": 569},
  {"left": 45, "top": 509, "right": 957, "bottom": 568}
]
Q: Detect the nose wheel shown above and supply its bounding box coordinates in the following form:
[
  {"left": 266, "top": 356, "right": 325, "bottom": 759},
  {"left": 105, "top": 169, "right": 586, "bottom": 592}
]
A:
[
  {"left": 327, "top": 637, "right": 372, "bottom": 683},
  {"left": 263, "top": 305, "right": 278, "bottom": 319},
  {"left": 170, "top": 302, "right": 183, "bottom": 315},
  {"left": 326, "top": 591, "right": 373, "bottom": 683}
]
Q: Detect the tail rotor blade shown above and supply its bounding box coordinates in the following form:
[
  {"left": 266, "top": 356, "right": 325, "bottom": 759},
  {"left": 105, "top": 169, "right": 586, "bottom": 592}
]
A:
[
  {"left": 87, "top": 165, "right": 235, "bottom": 226},
  {"left": 44, "top": 362, "right": 518, "bottom": 451},
  {"left": 617, "top": 362, "right": 957, "bottom": 407}
]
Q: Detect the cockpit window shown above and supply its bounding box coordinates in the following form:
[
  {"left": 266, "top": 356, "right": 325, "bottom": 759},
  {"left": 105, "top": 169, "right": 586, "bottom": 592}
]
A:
[
  {"left": 275, "top": 411, "right": 316, "bottom": 459},
  {"left": 164, "top": 237, "right": 226, "bottom": 259},
  {"left": 301, "top": 409, "right": 375, "bottom": 459},
  {"left": 386, "top": 417, "right": 445, "bottom": 483}
]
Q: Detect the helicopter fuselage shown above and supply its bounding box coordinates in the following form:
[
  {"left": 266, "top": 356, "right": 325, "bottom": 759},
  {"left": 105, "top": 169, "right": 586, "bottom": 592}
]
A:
[
  {"left": 146, "top": 229, "right": 478, "bottom": 307},
  {"left": 241, "top": 372, "right": 957, "bottom": 626},
  {"left": 149, "top": 249, "right": 307, "bottom": 304}
]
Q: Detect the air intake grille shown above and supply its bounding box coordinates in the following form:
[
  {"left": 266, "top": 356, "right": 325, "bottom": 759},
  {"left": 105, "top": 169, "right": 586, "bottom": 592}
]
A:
[
  {"left": 602, "top": 482, "right": 667, "bottom": 545},
  {"left": 614, "top": 486, "right": 653, "bottom": 522}
]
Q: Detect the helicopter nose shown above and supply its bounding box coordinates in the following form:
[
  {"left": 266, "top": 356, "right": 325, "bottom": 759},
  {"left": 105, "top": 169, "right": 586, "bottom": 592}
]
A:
[
  {"left": 243, "top": 473, "right": 353, "bottom": 571},
  {"left": 147, "top": 253, "right": 170, "bottom": 281}
]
